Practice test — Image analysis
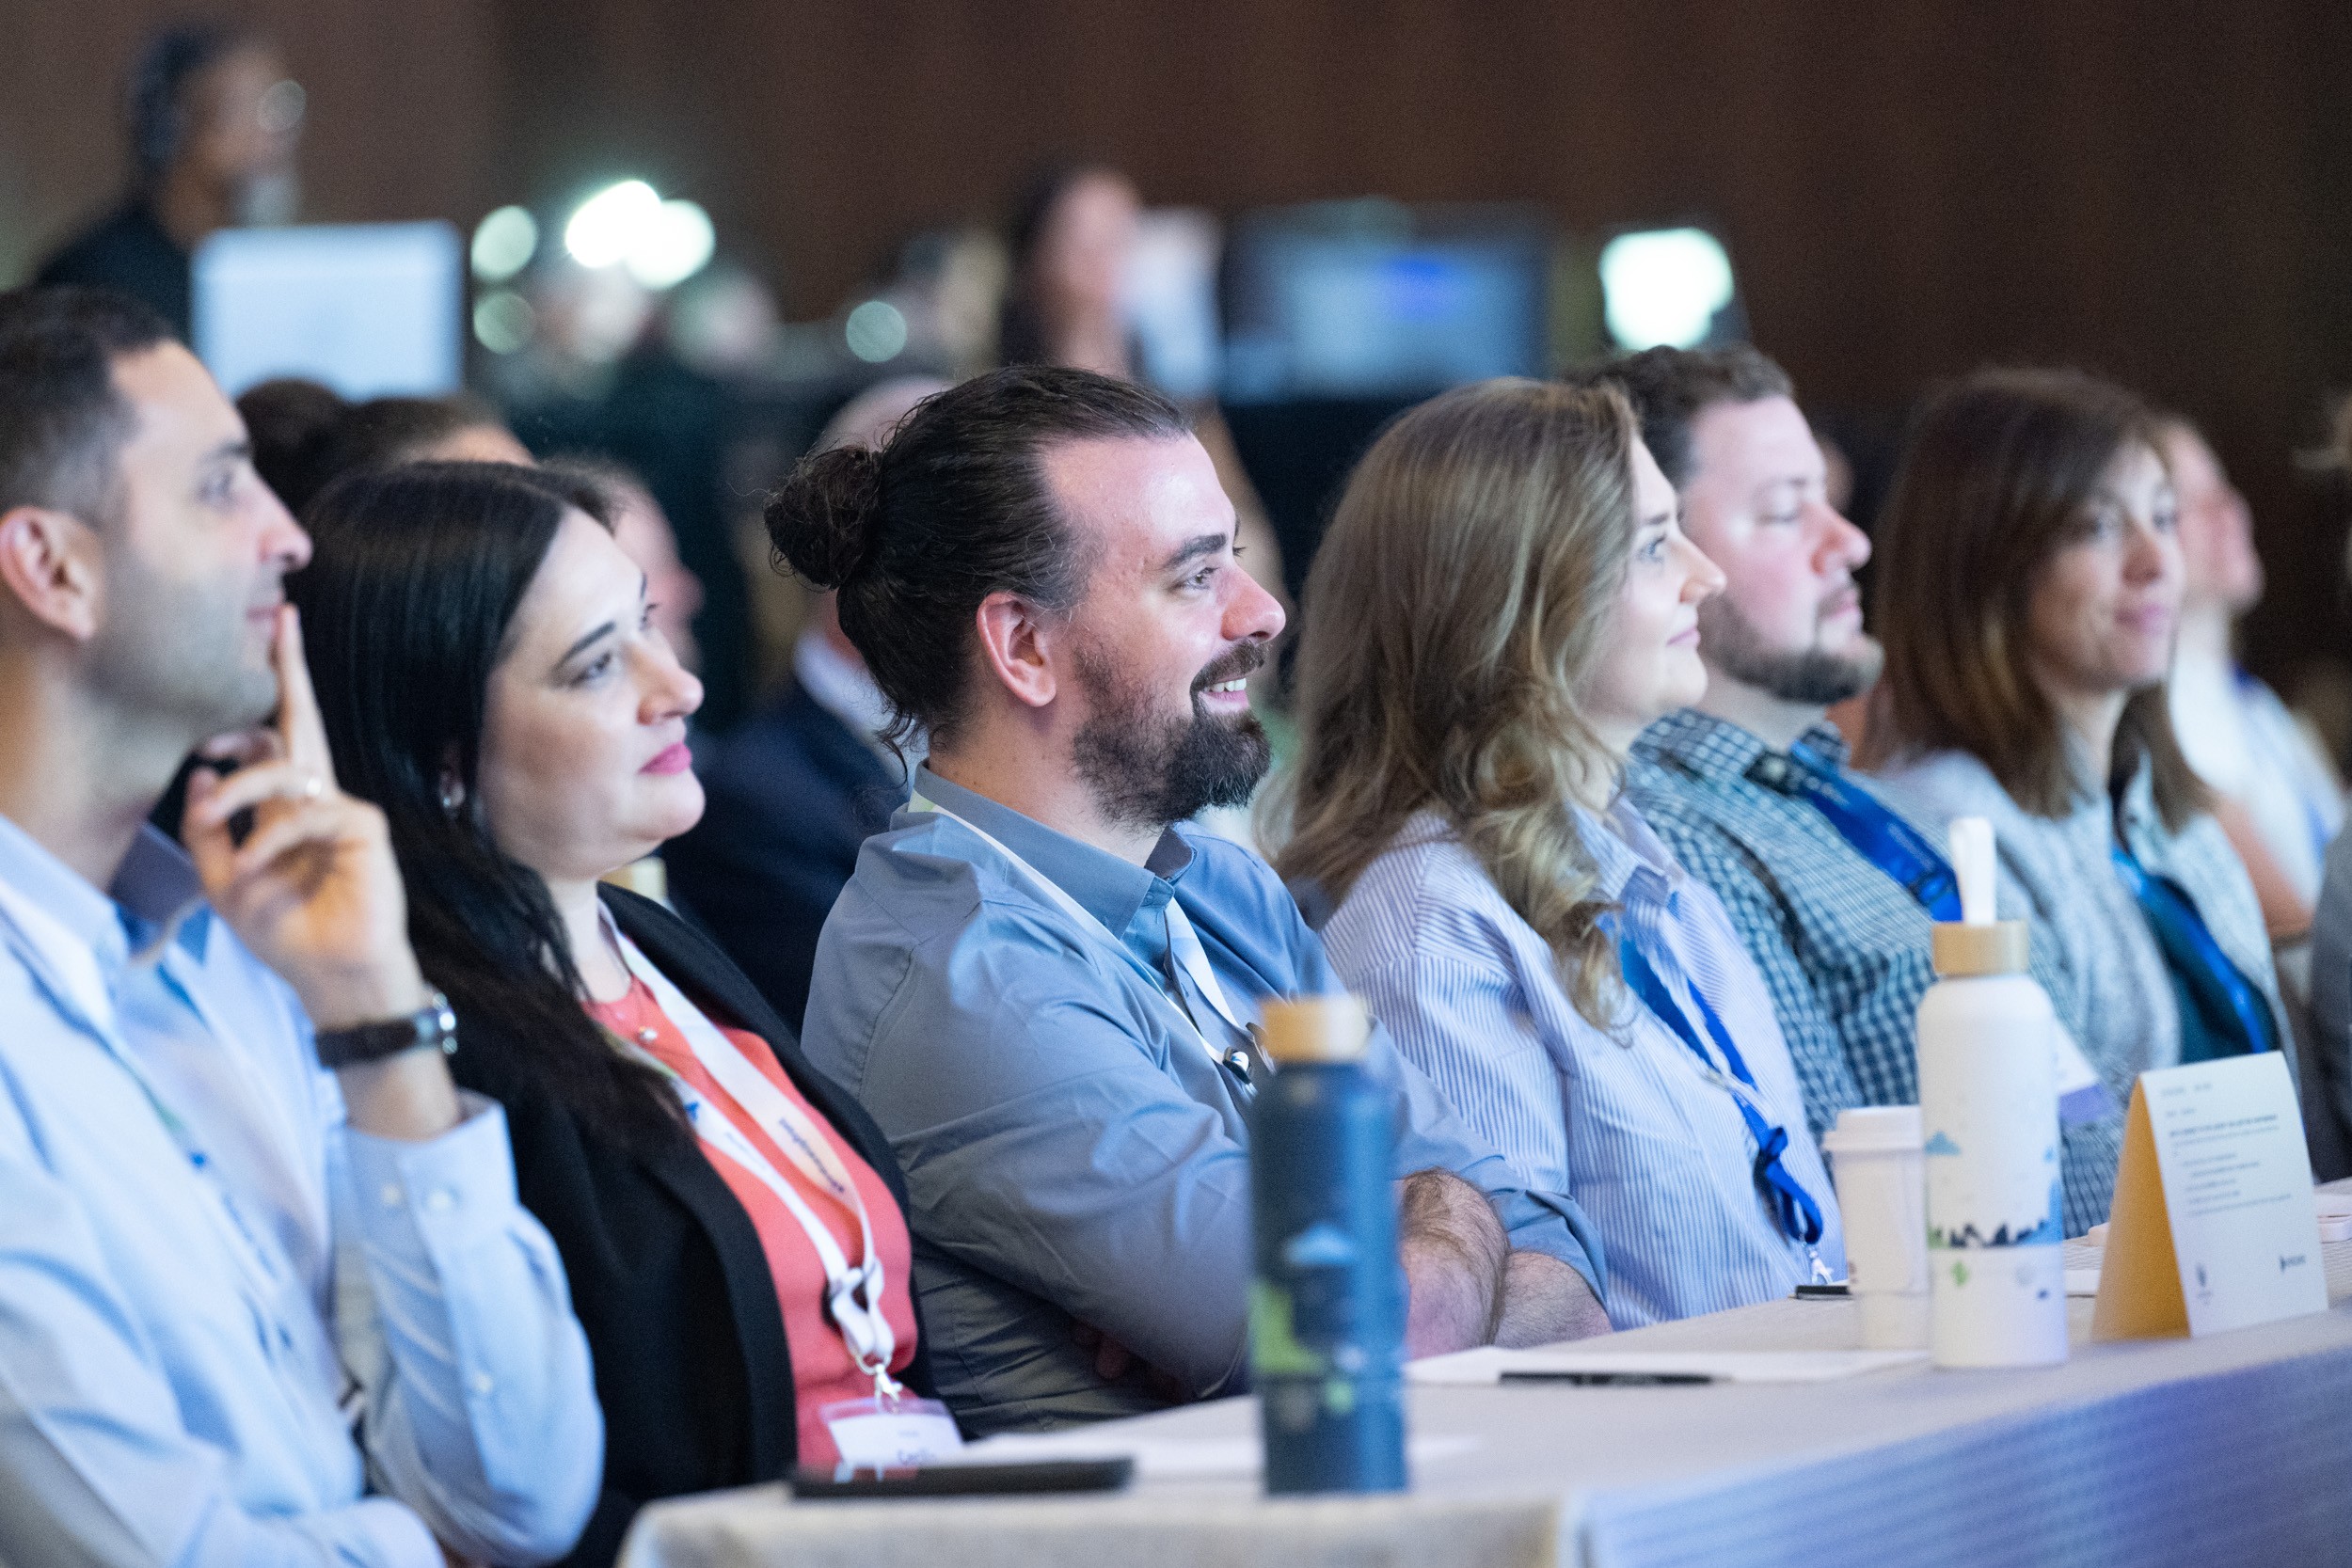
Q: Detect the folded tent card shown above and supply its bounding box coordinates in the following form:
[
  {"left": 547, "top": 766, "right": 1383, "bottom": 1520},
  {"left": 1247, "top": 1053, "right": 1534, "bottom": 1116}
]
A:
[{"left": 2091, "top": 1052, "right": 2329, "bottom": 1340}]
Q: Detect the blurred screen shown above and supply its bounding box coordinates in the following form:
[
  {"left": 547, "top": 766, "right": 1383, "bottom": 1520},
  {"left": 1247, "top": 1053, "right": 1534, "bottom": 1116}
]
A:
[
  {"left": 1223, "top": 203, "right": 1548, "bottom": 402},
  {"left": 194, "top": 221, "right": 462, "bottom": 398},
  {"left": 1127, "top": 208, "right": 1223, "bottom": 403}
]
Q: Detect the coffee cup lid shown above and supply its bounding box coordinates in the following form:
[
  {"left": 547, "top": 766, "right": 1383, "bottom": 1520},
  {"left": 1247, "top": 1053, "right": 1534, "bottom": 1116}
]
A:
[{"left": 1820, "top": 1104, "right": 1921, "bottom": 1153}]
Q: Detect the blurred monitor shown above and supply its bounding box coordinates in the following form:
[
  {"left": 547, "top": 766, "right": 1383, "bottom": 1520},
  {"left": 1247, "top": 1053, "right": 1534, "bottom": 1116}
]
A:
[
  {"left": 194, "top": 221, "right": 462, "bottom": 398},
  {"left": 1126, "top": 208, "right": 1222, "bottom": 403},
  {"left": 1222, "top": 201, "right": 1549, "bottom": 403}
]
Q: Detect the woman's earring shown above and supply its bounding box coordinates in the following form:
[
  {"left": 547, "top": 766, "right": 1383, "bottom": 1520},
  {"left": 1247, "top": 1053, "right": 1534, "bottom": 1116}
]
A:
[{"left": 439, "top": 777, "right": 465, "bottom": 817}]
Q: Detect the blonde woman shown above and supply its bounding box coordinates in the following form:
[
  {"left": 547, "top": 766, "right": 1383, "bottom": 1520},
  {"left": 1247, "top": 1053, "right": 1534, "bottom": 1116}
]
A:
[{"left": 1279, "top": 380, "right": 1845, "bottom": 1326}]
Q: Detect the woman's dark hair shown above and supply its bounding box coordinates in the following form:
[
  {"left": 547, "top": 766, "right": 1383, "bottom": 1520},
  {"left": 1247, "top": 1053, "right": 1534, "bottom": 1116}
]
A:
[
  {"left": 1866, "top": 366, "right": 2204, "bottom": 829},
  {"left": 292, "top": 461, "right": 684, "bottom": 1150},
  {"left": 765, "top": 363, "right": 1188, "bottom": 747},
  {"left": 997, "top": 161, "right": 1122, "bottom": 368},
  {"left": 237, "top": 381, "right": 516, "bottom": 515}
]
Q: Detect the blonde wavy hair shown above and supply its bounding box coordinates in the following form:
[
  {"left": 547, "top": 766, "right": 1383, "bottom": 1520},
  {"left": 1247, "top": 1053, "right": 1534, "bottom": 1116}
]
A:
[{"left": 1271, "top": 378, "right": 1639, "bottom": 1027}]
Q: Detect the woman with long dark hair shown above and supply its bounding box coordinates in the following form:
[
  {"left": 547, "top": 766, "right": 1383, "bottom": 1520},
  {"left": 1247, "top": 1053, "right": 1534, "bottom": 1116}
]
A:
[
  {"left": 1866, "top": 369, "right": 2285, "bottom": 1130},
  {"left": 291, "top": 463, "right": 938, "bottom": 1568}
]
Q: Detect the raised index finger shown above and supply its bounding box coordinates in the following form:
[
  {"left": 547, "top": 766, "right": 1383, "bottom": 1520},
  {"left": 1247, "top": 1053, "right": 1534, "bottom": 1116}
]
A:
[{"left": 273, "top": 605, "right": 339, "bottom": 790}]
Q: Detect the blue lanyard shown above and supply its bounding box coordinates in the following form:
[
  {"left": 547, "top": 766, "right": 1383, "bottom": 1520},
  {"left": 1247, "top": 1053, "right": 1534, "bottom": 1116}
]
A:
[
  {"left": 1748, "top": 746, "right": 1962, "bottom": 921},
  {"left": 2109, "top": 845, "right": 2274, "bottom": 1060},
  {"left": 1610, "top": 921, "right": 1825, "bottom": 1247}
]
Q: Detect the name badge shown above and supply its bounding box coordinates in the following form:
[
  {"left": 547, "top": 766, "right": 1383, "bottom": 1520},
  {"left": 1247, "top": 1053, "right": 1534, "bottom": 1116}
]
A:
[{"left": 821, "top": 1394, "right": 964, "bottom": 1470}]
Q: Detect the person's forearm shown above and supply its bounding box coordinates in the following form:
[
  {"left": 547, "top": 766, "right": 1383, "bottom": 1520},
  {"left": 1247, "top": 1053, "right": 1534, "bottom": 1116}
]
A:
[
  {"left": 1397, "top": 1167, "right": 1507, "bottom": 1357},
  {"left": 1494, "top": 1249, "right": 1612, "bottom": 1347}
]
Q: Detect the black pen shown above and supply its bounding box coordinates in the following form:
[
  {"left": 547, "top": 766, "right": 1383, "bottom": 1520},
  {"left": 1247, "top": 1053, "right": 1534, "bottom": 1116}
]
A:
[{"left": 1499, "top": 1370, "right": 1716, "bottom": 1386}]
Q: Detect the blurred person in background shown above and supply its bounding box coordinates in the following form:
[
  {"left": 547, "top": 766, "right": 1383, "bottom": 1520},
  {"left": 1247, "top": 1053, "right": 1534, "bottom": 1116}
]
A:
[
  {"left": 664, "top": 376, "right": 944, "bottom": 1030},
  {"left": 1589, "top": 347, "right": 2117, "bottom": 1236},
  {"left": 2160, "top": 415, "right": 2344, "bottom": 951},
  {"left": 37, "top": 24, "right": 302, "bottom": 341},
  {"left": 236, "top": 380, "right": 531, "bottom": 515},
  {"left": 999, "top": 164, "right": 1289, "bottom": 647},
  {"left": 294, "top": 463, "right": 933, "bottom": 1567},
  {"left": 1866, "top": 369, "right": 2285, "bottom": 1098},
  {"left": 1284, "top": 380, "right": 1844, "bottom": 1325}
]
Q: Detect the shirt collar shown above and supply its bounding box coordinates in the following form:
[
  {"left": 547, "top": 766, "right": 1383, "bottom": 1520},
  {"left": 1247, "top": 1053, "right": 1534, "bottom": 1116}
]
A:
[
  {"left": 0, "top": 813, "right": 214, "bottom": 973},
  {"left": 1634, "top": 707, "right": 1852, "bottom": 782},
  {"left": 1572, "top": 798, "right": 1685, "bottom": 910},
  {"left": 110, "top": 825, "right": 212, "bottom": 963},
  {"left": 0, "top": 809, "right": 129, "bottom": 969},
  {"left": 911, "top": 765, "right": 1192, "bottom": 933}
]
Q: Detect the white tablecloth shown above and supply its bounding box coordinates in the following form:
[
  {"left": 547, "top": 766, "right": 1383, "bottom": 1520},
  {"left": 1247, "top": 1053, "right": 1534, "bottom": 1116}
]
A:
[{"left": 621, "top": 1239, "right": 2352, "bottom": 1568}]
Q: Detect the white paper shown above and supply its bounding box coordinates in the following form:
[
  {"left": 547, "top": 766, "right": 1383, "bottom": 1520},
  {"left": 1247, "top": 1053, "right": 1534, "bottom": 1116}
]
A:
[
  {"left": 935, "top": 1431, "right": 1480, "bottom": 1480},
  {"left": 2139, "top": 1054, "right": 2328, "bottom": 1336},
  {"left": 1406, "top": 1348, "right": 1926, "bottom": 1386}
]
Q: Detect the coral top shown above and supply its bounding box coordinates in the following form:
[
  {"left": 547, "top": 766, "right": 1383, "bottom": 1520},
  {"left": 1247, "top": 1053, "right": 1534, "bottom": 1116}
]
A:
[{"left": 588, "top": 976, "right": 918, "bottom": 1468}]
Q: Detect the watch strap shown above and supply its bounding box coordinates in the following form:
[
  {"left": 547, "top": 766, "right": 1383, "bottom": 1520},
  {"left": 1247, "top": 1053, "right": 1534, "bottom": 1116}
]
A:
[{"left": 313, "top": 990, "right": 458, "bottom": 1069}]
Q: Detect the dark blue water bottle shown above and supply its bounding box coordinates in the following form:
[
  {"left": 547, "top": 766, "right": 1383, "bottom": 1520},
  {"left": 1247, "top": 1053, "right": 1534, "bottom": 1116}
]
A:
[{"left": 1248, "top": 995, "right": 1408, "bottom": 1495}]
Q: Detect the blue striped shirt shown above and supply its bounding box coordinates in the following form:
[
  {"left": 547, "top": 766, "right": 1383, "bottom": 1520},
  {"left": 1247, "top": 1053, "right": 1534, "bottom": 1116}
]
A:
[{"left": 1322, "top": 800, "right": 1844, "bottom": 1328}]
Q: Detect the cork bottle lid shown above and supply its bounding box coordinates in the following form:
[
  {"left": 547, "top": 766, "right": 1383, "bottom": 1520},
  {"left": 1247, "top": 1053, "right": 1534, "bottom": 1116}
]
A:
[
  {"left": 1931, "top": 919, "right": 2029, "bottom": 976},
  {"left": 1259, "top": 996, "right": 1371, "bottom": 1064}
]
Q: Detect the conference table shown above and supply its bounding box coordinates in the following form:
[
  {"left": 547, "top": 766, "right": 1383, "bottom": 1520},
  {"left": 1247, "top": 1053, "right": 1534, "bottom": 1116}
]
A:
[{"left": 620, "top": 1230, "right": 2352, "bottom": 1568}]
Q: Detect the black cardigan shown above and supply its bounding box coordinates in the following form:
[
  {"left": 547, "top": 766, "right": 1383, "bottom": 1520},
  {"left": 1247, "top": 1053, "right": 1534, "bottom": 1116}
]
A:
[{"left": 449, "top": 886, "right": 937, "bottom": 1568}]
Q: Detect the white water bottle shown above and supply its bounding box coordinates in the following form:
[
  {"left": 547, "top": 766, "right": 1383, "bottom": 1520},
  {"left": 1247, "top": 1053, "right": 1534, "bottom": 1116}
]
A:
[{"left": 1916, "top": 816, "right": 2067, "bottom": 1369}]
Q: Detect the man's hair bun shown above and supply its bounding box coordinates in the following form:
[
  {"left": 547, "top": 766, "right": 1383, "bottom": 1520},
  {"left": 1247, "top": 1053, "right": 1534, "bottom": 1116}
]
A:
[{"left": 767, "top": 444, "right": 883, "bottom": 590}]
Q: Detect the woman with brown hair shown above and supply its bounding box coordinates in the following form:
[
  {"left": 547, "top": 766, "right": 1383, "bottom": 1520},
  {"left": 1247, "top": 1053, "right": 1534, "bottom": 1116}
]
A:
[
  {"left": 1867, "top": 369, "right": 2284, "bottom": 1105},
  {"left": 1279, "top": 379, "right": 1844, "bottom": 1327}
]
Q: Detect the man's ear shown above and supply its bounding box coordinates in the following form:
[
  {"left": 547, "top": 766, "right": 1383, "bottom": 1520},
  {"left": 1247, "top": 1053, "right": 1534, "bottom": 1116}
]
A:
[
  {"left": 973, "top": 591, "right": 1061, "bottom": 711},
  {"left": 0, "top": 504, "right": 102, "bottom": 642}
]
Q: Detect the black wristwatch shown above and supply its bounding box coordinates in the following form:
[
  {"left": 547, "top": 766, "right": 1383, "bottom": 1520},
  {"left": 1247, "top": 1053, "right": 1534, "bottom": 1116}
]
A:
[{"left": 313, "top": 990, "right": 458, "bottom": 1069}]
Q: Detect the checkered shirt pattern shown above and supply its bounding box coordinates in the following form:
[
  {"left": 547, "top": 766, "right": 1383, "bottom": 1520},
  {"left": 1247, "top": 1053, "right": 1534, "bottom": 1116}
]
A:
[{"left": 1627, "top": 709, "right": 2124, "bottom": 1236}]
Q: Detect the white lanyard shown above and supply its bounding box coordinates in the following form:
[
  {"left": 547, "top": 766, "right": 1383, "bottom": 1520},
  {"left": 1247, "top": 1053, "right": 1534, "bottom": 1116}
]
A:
[
  {"left": 907, "top": 792, "right": 1252, "bottom": 1069},
  {"left": 602, "top": 917, "right": 899, "bottom": 1395}
]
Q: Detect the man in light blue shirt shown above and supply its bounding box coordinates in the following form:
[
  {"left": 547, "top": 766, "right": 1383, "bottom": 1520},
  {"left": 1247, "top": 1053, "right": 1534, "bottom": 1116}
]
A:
[
  {"left": 784, "top": 366, "right": 1608, "bottom": 1434},
  {"left": 0, "top": 286, "right": 601, "bottom": 1566}
]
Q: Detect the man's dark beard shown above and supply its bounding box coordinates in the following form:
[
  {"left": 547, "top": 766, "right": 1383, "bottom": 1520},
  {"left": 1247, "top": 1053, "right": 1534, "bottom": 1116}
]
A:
[
  {"left": 1071, "top": 643, "right": 1272, "bottom": 832},
  {"left": 1697, "top": 595, "right": 1884, "bottom": 706}
]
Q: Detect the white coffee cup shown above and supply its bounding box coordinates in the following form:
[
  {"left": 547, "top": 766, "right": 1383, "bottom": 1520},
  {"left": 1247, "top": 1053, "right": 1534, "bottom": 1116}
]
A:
[{"left": 1820, "top": 1105, "right": 1929, "bottom": 1349}]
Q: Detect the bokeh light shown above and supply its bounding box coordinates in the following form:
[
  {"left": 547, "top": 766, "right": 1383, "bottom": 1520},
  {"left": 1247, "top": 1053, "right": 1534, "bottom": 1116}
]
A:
[
  {"left": 472, "top": 290, "right": 535, "bottom": 354},
  {"left": 470, "top": 205, "right": 539, "bottom": 282},
  {"left": 564, "top": 180, "right": 661, "bottom": 269},
  {"left": 844, "top": 299, "right": 908, "bottom": 362},
  {"left": 1598, "top": 228, "right": 1735, "bottom": 350},
  {"left": 625, "top": 199, "right": 716, "bottom": 290}
]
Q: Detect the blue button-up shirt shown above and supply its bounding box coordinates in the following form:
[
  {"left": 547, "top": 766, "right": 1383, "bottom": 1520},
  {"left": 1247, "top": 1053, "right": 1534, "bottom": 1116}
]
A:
[
  {"left": 801, "top": 768, "right": 1604, "bottom": 1435},
  {"left": 0, "top": 814, "right": 602, "bottom": 1568},
  {"left": 1323, "top": 800, "right": 1844, "bottom": 1328}
]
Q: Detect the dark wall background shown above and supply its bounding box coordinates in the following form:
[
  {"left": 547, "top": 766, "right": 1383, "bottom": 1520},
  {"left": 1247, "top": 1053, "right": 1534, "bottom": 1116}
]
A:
[{"left": 7, "top": 0, "right": 2349, "bottom": 685}]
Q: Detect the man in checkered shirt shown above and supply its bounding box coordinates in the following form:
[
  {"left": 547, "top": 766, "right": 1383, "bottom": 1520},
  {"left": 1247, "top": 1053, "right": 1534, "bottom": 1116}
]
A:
[{"left": 1573, "top": 345, "right": 2123, "bottom": 1236}]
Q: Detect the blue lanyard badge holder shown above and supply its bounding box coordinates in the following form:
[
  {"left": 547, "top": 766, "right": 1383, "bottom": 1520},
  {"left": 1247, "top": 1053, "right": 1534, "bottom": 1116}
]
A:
[{"left": 1610, "top": 919, "right": 1832, "bottom": 1281}]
